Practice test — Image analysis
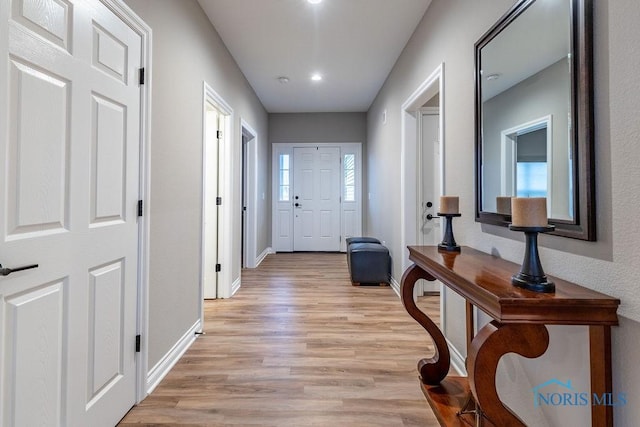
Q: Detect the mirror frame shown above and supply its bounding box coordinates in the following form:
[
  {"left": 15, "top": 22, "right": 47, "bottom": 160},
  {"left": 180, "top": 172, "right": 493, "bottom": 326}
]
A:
[{"left": 474, "top": 0, "right": 595, "bottom": 240}]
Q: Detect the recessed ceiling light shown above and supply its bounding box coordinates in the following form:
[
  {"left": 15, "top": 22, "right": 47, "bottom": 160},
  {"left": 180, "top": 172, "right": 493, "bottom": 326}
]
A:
[
  {"left": 311, "top": 73, "right": 322, "bottom": 81},
  {"left": 277, "top": 76, "right": 290, "bottom": 84},
  {"left": 308, "top": 0, "right": 322, "bottom": 4},
  {"left": 486, "top": 73, "right": 501, "bottom": 81}
]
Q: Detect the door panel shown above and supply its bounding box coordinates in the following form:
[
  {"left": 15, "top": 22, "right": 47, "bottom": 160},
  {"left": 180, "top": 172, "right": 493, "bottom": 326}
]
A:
[
  {"left": 8, "top": 58, "right": 70, "bottom": 237},
  {"left": 293, "top": 147, "right": 340, "bottom": 251},
  {"left": 1, "top": 1, "right": 142, "bottom": 425},
  {"left": 91, "top": 94, "right": 126, "bottom": 225},
  {"left": 87, "top": 259, "right": 124, "bottom": 402},
  {"left": 11, "top": 0, "right": 72, "bottom": 51},
  {"left": 4, "top": 280, "right": 65, "bottom": 427}
]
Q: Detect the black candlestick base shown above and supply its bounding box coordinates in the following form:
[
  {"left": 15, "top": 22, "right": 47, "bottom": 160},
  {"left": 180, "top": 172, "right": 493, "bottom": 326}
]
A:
[
  {"left": 509, "top": 225, "right": 555, "bottom": 293},
  {"left": 437, "top": 213, "right": 461, "bottom": 252}
]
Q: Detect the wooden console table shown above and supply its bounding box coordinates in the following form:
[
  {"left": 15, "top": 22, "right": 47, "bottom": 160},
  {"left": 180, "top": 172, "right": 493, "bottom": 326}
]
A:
[{"left": 401, "top": 246, "right": 619, "bottom": 427}]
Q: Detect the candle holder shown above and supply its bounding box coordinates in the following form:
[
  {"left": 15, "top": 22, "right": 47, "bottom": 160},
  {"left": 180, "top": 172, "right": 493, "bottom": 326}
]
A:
[
  {"left": 508, "top": 225, "right": 555, "bottom": 293},
  {"left": 437, "top": 213, "right": 461, "bottom": 252}
]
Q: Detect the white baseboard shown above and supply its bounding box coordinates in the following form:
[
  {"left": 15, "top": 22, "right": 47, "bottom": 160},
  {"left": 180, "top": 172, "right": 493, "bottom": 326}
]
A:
[
  {"left": 256, "top": 246, "right": 273, "bottom": 267},
  {"left": 390, "top": 276, "right": 401, "bottom": 298},
  {"left": 447, "top": 338, "right": 467, "bottom": 376},
  {"left": 231, "top": 276, "right": 241, "bottom": 296},
  {"left": 146, "top": 319, "right": 201, "bottom": 394}
]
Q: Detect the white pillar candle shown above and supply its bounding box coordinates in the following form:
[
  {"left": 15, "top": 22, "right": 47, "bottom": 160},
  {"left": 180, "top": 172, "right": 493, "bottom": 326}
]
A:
[
  {"left": 496, "top": 196, "right": 512, "bottom": 215},
  {"left": 511, "top": 197, "right": 548, "bottom": 227},
  {"left": 439, "top": 196, "right": 459, "bottom": 214}
]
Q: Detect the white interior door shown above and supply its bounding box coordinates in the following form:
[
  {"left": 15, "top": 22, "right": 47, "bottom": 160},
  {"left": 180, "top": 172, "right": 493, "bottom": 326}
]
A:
[
  {"left": 203, "top": 105, "right": 220, "bottom": 298},
  {"left": 293, "top": 146, "right": 341, "bottom": 252},
  {"left": 419, "top": 112, "right": 441, "bottom": 293},
  {"left": 0, "top": 1, "right": 142, "bottom": 425}
]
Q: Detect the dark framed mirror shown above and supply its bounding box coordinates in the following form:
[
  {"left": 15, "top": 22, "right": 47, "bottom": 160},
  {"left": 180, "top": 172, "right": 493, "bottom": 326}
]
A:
[{"left": 475, "top": 0, "right": 595, "bottom": 240}]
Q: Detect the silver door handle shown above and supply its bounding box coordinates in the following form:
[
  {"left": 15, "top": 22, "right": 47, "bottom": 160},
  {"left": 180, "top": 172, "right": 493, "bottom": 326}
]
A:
[{"left": 0, "top": 263, "right": 39, "bottom": 276}]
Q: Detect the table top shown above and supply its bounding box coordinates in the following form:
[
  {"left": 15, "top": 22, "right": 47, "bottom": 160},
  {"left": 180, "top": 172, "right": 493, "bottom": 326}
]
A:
[{"left": 407, "top": 246, "right": 620, "bottom": 325}]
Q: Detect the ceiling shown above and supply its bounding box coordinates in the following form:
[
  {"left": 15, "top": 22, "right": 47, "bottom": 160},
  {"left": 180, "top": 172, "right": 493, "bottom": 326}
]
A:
[
  {"left": 197, "top": 0, "right": 432, "bottom": 113},
  {"left": 480, "top": 0, "right": 570, "bottom": 101}
]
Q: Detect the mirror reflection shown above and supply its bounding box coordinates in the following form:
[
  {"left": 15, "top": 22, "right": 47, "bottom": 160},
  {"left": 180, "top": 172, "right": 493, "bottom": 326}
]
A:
[{"left": 479, "top": 0, "right": 573, "bottom": 220}]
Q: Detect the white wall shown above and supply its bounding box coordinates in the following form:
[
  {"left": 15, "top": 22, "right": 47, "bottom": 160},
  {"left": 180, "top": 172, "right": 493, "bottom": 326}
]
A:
[
  {"left": 366, "top": 0, "right": 640, "bottom": 425},
  {"left": 124, "top": 0, "right": 268, "bottom": 370}
]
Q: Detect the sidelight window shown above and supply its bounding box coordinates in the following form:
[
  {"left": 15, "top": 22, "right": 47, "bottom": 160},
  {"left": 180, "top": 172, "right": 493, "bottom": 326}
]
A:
[
  {"left": 279, "top": 154, "right": 290, "bottom": 201},
  {"left": 344, "top": 154, "right": 355, "bottom": 202}
]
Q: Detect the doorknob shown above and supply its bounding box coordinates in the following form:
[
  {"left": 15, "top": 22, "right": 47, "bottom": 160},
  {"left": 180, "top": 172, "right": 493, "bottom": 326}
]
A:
[
  {"left": 294, "top": 203, "right": 301, "bottom": 208},
  {"left": 0, "top": 263, "right": 39, "bottom": 276}
]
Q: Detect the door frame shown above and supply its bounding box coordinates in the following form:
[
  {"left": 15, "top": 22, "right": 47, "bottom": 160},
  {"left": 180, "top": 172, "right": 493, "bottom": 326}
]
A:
[
  {"left": 99, "top": 0, "right": 152, "bottom": 404},
  {"left": 271, "top": 142, "right": 362, "bottom": 252},
  {"left": 241, "top": 119, "right": 258, "bottom": 268},
  {"left": 400, "top": 63, "right": 445, "bottom": 273},
  {"left": 200, "top": 82, "right": 234, "bottom": 304},
  {"left": 500, "top": 115, "right": 553, "bottom": 215}
]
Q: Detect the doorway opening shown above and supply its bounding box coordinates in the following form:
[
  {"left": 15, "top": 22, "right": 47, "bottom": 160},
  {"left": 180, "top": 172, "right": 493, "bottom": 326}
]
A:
[{"left": 241, "top": 120, "right": 258, "bottom": 268}]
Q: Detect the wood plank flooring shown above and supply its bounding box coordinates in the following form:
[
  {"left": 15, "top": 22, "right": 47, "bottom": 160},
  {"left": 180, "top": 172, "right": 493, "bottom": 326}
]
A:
[{"left": 119, "top": 252, "right": 441, "bottom": 426}]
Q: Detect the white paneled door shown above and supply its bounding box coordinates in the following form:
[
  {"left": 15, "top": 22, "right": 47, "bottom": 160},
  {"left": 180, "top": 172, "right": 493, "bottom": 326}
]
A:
[
  {"left": 0, "top": 1, "right": 142, "bottom": 426},
  {"left": 293, "top": 147, "right": 341, "bottom": 251}
]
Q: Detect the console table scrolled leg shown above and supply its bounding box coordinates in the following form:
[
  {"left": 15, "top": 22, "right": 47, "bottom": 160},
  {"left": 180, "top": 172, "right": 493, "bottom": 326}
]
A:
[
  {"left": 400, "top": 264, "right": 450, "bottom": 385},
  {"left": 468, "top": 321, "right": 550, "bottom": 426}
]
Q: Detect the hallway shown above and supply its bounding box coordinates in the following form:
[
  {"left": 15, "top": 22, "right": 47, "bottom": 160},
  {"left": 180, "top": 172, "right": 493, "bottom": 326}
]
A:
[{"left": 119, "top": 253, "right": 439, "bottom": 426}]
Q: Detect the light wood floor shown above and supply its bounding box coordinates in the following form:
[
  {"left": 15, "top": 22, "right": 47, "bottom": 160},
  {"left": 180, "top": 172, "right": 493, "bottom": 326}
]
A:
[{"left": 119, "top": 252, "right": 440, "bottom": 426}]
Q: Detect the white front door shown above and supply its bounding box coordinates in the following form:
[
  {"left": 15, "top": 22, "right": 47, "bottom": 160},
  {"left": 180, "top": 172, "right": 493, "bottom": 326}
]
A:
[
  {"left": 1, "top": 1, "right": 142, "bottom": 425},
  {"left": 293, "top": 146, "right": 341, "bottom": 252}
]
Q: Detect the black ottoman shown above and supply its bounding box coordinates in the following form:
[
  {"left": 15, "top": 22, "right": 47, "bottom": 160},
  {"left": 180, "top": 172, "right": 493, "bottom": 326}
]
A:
[
  {"left": 347, "top": 242, "right": 390, "bottom": 286},
  {"left": 346, "top": 237, "right": 382, "bottom": 271},
  {"left": 346, "top": 237, "right": 381, "bottom": 247}
]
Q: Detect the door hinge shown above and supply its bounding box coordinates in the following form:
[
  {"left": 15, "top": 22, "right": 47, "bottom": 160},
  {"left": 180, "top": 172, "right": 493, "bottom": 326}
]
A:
[
  {"left": 340, "top": 235, "right": 342, "bottom": 242},
  {"left": 217, "top": 130, "right": 222, "bottom": 139},
  {"left": 137, "top": 200, "right": 143, "bottom": 217},
  {"left": 215, "top": 263, "right": 221, "bottom": 272},
  {"left": 135, "top": 335, "right": 141, "bottom": 352},
  {"left": 216, "top": 196, "right": 222, "bottom": 206},
  {"left": 139, "top": 68, "right": 145, "bottom": 85}
]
